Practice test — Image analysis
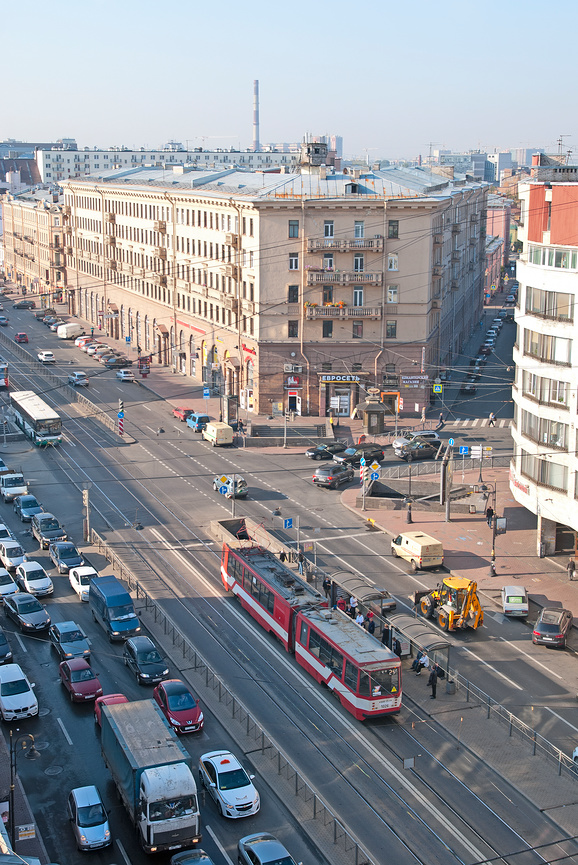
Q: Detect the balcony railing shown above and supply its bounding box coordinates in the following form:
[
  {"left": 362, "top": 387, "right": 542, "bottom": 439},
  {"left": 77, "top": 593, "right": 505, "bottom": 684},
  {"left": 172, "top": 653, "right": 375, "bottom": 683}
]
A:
[
  {"left": 307, "top": 237, "right": 384, "bottom": 253},
  {"left": 306, "top": 271, "right": 382, "bottom": 286},
  {"left": 305, "top": 305, "right": 382, "bottom": 320}
]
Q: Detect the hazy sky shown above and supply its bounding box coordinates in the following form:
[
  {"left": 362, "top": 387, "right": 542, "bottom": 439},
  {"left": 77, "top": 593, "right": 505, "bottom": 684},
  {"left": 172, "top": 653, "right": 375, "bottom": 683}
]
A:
[{"left": 4, "top": 0, "right": 575, "bottom": 161}]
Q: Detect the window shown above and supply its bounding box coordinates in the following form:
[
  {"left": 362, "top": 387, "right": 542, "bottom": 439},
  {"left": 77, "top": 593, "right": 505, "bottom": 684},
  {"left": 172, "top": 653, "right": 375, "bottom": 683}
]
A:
[
  {"left": 523, "top": 330, "right": 571, "bottom": 365},
  {"left": 387, "top": 285, "right": 398, "bottom": 303},
  {"left": 321, "top": 362, "right": 332, "bottom": 372},
  {"left": 526, "top": 286, "right": 573, "bottom": 321},
  {"left": 288, "top": 320, "right": 298, "bottom": 338},
  {"left": 388, "top": 220, "right": 399, "bottom": 239},
  {"left": 387, "top": 253, "right": 398, "bottom": 271},
  {"left": 520, "top": 450, "right": 568, "bottom": 492},
  {"left": 322, "top": 286, "right": 333, "bottom": 304},
  {"left": 324, "top": 221, "right": 334, "bottom": 238},
  {"left": 353, "top": 321, "right": 363, "bottom": 339},
  {"left": 354, "top": 254, "right": 364, "bottom": 273},
  {"left": 287, "top": 285, "right": 299, "bottom": 304},
  {"left": 323, "top": 253, "right": 334, "bottom": 270},
  {"left": 354, "top": 221, "right": 364, "bottom": 239},
  {"left": 521, "top": 410, "right": 567, "bottom": 450},
  {"left": 288, "top": 220, "right": 299, "bottom": 238},
  {"left": 353, "top": 288, "right": 363, "bottom": 307},
  {"left": 322, "top": 321, "right": 333, "bottom": 338},
  {"left": 386, "top": 321, "right": 397, "bottom": 339},
  {"left": 289, "top": 253, "right": 299, "bottom": 270}
]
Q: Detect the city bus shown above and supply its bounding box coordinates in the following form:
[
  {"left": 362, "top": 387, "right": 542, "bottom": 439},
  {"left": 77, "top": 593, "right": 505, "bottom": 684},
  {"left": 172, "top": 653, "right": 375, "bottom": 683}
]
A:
[
  {"left": 10, "top": 390, "right": 62, "bottom": 446},
  {"left": 221, "top": 543, "right": 402, "bottom": 719}
]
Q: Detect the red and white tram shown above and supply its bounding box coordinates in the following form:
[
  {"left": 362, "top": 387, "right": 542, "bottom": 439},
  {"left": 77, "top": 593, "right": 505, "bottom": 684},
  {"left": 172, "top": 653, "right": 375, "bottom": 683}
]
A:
[{"left": 221, "top": 544, "right": 402, "bottom": 720}]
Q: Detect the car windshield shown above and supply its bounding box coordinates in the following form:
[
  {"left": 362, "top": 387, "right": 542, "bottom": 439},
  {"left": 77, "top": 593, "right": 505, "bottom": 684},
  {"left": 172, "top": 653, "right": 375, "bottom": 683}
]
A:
[
  {"left": 0, "top": 529, "right": 10, "bottom": 540},
  {"left": 0, "top": 679, "right": 29, "bottom": 696},
  {"left": 70, "top": 668, "right": 96, "bottom": 682},
  {"left": 7, "top": 547, "right": 23, "bottom": 557},
  {"left": 58, "top": 545, "right": 78, "bottom": 558},
  {"left": 77, "top": 803, "right": 106, "bottom": 828},
  {"left": 149, "top": 795, "right": 198, "bottom": 822},
  {"left": 22, "top": 498, "right": 39, "bottom": 508},
  {"left": 40, "top": 519, "right": 60, "bottom": 531},
  {"left": 26, "top": 570, "right": 46, "bottom": 581},
  {"left": 0, "top": 573, "right": 13, "bottom": 586},
  {"left": 218, "top": 767, "right": 250, "bottom": 791},
  {"left": 62, "top": 629, "right": 84, "bottom": 642},
  {"left": 137, "top": 649, "right": 162, "bottom": 663},
  {"left": 18, "top": 599, "right": 42, "bottom": 614},
  {"left": 5, "top": 478, "right": 23, "bottom": 488},
  {"left": 109, "top": 604, "right": 135, "bottom": 622},
  {"left": 77, "top": 573, "right": 91, "bottom": 586},
  {"left": 167, "top": 690, "right": 196, "bottom": 711},
  {"left": 343, "top": 448, "right": 356, "bottom": 456}
]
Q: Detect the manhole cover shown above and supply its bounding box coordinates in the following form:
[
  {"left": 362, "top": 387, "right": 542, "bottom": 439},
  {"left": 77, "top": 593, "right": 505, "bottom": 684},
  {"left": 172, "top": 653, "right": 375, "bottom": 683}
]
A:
[
  {"left": 33, "top": 741, "right": 50, "bottom": 751},
  {"left": 38, "top": 708, "right": 50, "bottom": 717},
  {"left": 45, "top": 766, "right": 63, "bottom": 776}
]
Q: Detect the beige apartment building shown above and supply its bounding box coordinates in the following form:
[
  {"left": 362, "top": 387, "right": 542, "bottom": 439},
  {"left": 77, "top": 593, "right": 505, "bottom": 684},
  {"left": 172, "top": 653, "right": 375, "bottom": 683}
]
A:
[
  {"left": 2, "top": 190, "right": 67, "bottom": 296},
  {"left": 4, "top": 152, "right": 487, "bottom": 418}
]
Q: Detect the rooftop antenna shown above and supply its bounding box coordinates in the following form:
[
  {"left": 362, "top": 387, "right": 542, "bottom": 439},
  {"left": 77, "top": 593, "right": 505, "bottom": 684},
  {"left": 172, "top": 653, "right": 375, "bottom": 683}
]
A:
[{"left": 557, "top": 134, "right": 570, "bottom": 155}]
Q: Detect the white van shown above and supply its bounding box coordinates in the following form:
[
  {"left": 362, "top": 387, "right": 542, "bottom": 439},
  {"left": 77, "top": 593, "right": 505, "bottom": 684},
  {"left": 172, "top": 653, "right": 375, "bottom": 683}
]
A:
[
  {"left": 202, "top": 421, "right": 233, "bottom": 447},
  {"left": 391, "top": 531, "right": 444, "bottom": 571},
  {"left": 57, "top": 322, "right": 85, "bottom": 339}
]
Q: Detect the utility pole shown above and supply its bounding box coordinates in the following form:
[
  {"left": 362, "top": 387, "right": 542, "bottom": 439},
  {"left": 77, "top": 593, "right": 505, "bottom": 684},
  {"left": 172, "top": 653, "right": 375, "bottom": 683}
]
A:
[{"left": 82, "top": 486, "right": 91, "bottom": 542}]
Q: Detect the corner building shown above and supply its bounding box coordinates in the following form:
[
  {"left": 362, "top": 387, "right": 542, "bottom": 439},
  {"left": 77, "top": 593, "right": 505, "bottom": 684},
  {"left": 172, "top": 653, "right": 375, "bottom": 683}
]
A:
[{"left": 60, "top": 162, "right": 487, "bottom": 417}]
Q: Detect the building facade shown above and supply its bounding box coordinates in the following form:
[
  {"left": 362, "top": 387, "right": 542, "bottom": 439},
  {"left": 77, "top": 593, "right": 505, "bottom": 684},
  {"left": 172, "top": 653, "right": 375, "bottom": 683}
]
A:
[
  {"left": 2, "top": 191, "right": 66, "bottom": 296},
  {"left": 510, "top": 155, "right": 578, "bottom": 556}
]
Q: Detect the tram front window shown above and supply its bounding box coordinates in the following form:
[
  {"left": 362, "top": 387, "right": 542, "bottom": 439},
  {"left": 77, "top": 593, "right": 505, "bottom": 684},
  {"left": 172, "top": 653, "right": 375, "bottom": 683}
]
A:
[{"left": 359, "top": 667, "right": 400, "bottom": 698}]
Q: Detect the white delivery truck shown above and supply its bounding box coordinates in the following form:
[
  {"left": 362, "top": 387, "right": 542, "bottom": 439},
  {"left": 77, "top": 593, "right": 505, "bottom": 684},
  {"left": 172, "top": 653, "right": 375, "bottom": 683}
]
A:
[
  {"left": 57, "top": 322, "right": 85, "bottom": 339},
  {"left": 201, "top": 421, "right": 233, "bottom": 447},
  {"left": 391, "top": 531, "right": 444, "bottom": 572}
]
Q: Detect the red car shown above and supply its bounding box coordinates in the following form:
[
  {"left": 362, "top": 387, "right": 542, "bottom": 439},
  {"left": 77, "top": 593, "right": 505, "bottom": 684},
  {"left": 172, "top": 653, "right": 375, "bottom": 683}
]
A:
[
  {"left": 172, "top": 406, "right": 195, "bottom": 422},
  {"left": 94, "top": 693, "right": 129, "bottom": 726},
  {"left": 153, "top": 679, "right": 203, "bottom": 733},
  {"left": 14, "top": 333, "right": 28, "bottom": 344},
  {"left": 59, "top": 659, "right": 103, "bottom": 702}
]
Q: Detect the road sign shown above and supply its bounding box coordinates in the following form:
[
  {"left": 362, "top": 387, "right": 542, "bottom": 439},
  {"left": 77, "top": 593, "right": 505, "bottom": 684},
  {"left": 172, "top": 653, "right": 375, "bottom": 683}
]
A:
[
  {"left": 370, "top": 471, "right": 379, "bottom": 481},
  {"left": 433, "top": 384, "right": 442, "bottom": 394},
  {"left": 448, "top": 438, "right": 454, "bottom": 446},
  {"left": 459, "top": 446, "right": 469, "bottom": 455},
  {"left": 117, "top": 411, "right": 124, "bottom": 419},
  {"left": 370, "top": 461, "right": 380, "bottom": 471},
  {"left": 471, "top": 445, "right": 482, "bottom": 458},
  {"left": 118, "top": 418, "right": 124, "bottom": 436},
  {"left": 125, "top": 336, "right": 131, "bottom": 343},
  {"left": 219, "top": 475, "right": 229, "bottom": 484},
  {"left": 360, "top": 458, "right": 366, "bottom": 466},
  {"left": 219, "top": 485, "right": 228, "bottom": 495},
  {"left": 284, "top": 518, "right": 293, "bottom": 530},
  {"left": 203, "top": 387, "right": 210, "bottom": 400}
]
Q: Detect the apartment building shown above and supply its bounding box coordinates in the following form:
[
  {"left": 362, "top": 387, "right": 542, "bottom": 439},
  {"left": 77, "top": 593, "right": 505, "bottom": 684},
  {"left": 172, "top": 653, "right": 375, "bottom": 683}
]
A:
[
  {"left": 44, "top": 158, "right": 486, "bottom": 418},
  {"left": 511, "top": 154, "right": 578, "bottom": 555},
  {"left": 2, "top": 190, "right": 66, "bottom": 295}
]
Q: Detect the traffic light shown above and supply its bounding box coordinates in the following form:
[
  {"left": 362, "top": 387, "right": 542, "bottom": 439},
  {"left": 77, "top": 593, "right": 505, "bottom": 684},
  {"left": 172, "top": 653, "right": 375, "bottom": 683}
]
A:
[{"left": 119, "top": 400, "right": 124, "bottom": 413}]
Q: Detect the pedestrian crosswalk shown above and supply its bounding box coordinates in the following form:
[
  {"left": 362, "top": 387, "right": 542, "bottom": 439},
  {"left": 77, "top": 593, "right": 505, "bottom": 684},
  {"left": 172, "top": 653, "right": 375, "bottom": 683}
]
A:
[{"left": 447, "top": 417, "right": 511, "bottom": 428}]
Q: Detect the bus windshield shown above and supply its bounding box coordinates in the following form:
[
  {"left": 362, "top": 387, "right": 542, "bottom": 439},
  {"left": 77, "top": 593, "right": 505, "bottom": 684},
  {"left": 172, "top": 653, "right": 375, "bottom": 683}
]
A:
[{"left": 359, "top": 666, "right": 400, "bottom": 698}]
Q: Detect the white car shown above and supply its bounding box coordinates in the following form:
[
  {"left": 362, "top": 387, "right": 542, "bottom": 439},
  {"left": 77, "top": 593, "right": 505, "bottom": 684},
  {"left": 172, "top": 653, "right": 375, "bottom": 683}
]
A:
[
  {"left": 198, "top": 750, "right": 260, "bottom": 819},
  {"left": 15, "top": 562, "right": 54, "bottom": 598},
  {"left": 68, "top": 371, "right": 89, "bottom": 387},
  {"left": 0, "top": 541, "right": 27, "bottom": 572},
  {"left": 0, "top": 663, "right": 38, "bottom": 720},
  {"left": 0, "top": 568, "right": 18, "bottom": 601},
  {"left": 68, "top": 565, "right": 97, "bottom": 602},
  {"left": 116, "top": 369, "right": 135, "bottom": 382},
  {"left": 37, "top": 350, "right": 56, "bottom": 363},
  {"left": 0, "top": 524, "right": 15, "bottom": 544},
  {"left": 86, "top": 343, "right": 108, "bottom": 356},
  {"left": 391, "top": 430, "right": 441, "bottom": 451},
  {"left": 501, "top": 585, "right": 529, "bottom": 618}
]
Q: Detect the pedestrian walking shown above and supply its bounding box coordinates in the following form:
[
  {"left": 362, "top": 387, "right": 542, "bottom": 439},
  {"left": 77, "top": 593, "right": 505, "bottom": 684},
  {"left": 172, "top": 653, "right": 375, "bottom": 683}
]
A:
[
  {"left": 437, "top": 412, "right": 444, "bottom": 430},
  {"left": 381, "top": 623, "right": 391, "bottom": 648},
  {"left": 393, "top": 638, "right": 402, "bottom": 658},
  {"left": 488, "top": 412, "right": 496, "bottom": 427},
  {"left": 486, "top": 505, "right": 494, "bottom": 528},
  {"left": 279, "top": 550, "right": 287, "bottom": 563},
  {"left": 238, "top": 418, "right": 244, "bottom": 435},
  {"left": 428, "top": 666, "right": 438, "bottom": 699},
  {"left": 322, "top": 577, "right": 331, "bottom": 598},
  {"left": 567, "top": 558, "right": 576, "bottom": 581},
  {"left": 297, "top": 550, "right": 305, "bottom": 575}
]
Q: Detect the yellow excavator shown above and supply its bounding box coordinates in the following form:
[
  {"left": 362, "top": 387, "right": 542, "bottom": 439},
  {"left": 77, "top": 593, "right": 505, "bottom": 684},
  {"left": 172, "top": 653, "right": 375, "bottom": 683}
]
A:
[{"left": 419, "top": 576, "right": 484, "bottom": 631}]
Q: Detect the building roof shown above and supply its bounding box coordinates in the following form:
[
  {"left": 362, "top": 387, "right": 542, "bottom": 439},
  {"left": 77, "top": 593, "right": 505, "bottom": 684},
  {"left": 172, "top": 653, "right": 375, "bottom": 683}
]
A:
[{"left": 0, "top": 158, "right": 41, "bottom": 186}]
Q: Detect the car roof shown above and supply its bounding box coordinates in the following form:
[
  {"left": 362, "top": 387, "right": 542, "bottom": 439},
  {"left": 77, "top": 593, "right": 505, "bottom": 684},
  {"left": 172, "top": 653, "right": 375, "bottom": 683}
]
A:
[
  {"left": 540, "top": 608, "right": 569, "bottom": 623},
  {"left": 503, "top": 585, "right": 527, "bottom": 594},
  {"left": 18, "top": 561, "right": 45, "bottom": 572},
  {"left": 70, "top": 785, "right": 102, "bottom": 807},
  {"left": 201, "top": 750, "right": 243, "bottom": 772},
  {"left": 0, "top": 663, "right": 26, "bottom": 682},
  {"left": 63, "top": 658, "right": 90, "bottom": 670},
  {"left": 161, "top": 678, "right": 190, "bottom": 695},
  {"left": 54, "top": 620, "right": 80, "bottom": 633},
  {"left": 127, "top": 635, "right": 155, "bottom": 649}
]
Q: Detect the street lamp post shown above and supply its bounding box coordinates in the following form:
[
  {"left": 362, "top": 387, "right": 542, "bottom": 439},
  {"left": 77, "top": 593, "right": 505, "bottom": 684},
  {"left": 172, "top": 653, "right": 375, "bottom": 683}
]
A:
[
  {"left": 9, "top": 729, "right": 40, "bottom": 850},
  {"left": 406, "top": 453, "right": 413, "bottom": 523},
  {"left": 481, "top": 482, "right": 497, "bottom": 576}
]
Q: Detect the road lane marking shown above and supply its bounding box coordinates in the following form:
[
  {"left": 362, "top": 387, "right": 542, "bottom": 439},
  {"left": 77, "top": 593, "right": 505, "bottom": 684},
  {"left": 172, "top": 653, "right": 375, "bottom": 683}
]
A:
[
  {"left": 116, "top": 839, "right": 131, "bottom": 865},
  {"left": 206, "top": 825, "right": 234, "bottom": 865},
  {"left": 460, "top": 647, "right": 523, "bottom": 690},
  {"left": 57, "top": 716, "right": 73, "bottom": 745},
  {"left": 14, "top": 633, "right": 27, "bottom": 653},
  {"left": 543, "top": 707, "right": 578, "bottom": 734},
  {"left": 497, "top": 636, "right": 563, "bottom": 680}
]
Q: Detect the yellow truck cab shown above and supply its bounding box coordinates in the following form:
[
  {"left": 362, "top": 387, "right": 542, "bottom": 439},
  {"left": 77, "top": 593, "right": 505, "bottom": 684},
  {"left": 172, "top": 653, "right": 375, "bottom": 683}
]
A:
[
  {"left": 391, "top": 531, "right": 444, "bottom": 572},
  {"left": 202, "top": 421, "right": 233, "bottom": 447}
]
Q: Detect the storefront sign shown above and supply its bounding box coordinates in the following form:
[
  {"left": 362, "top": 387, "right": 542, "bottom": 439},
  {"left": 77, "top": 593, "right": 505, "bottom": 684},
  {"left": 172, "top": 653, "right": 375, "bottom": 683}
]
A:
[
  {"left": 400, "top": 375, "right": 429, "bottom": 388},
  {"left": 286, "top": 375, "right": 300, "bottom": 386},
  {"left": 242, "top": 343, "right": 256, "bottom": 355},
  {"left": 509, "top": 468, "right": 530, "bottom": 496},
  {"left": 320, "top": 374, "right": 360, "bottom": 383}
]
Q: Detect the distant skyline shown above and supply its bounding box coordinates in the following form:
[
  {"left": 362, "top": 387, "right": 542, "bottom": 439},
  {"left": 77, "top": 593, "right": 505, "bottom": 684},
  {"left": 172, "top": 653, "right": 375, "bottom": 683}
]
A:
[{"left": 4, "top": 0, "right": 576, "bottom": 162}]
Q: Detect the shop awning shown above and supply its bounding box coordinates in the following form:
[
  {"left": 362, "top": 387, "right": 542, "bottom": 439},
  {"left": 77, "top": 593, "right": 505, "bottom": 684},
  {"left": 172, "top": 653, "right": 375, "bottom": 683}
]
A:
[
  {"left": 108, "top": 303, "right": 119, "bottom": 312},
  {"left": 225, "top": 357, "right": 241, "bottom": 368},
  {"left": 156, "top": 324, "right": 169, "bottom": 335}
]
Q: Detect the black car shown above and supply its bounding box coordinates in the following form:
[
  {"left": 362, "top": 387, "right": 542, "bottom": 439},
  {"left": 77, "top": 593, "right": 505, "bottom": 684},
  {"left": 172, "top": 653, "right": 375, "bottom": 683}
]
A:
[
  {"left": 532, "top": 608, "right": 573, "bottom": 648},
  {"left": 31, "top": 513, "right": 67, "bottom": 549},
  {"left": 312, "top": 463, "right": 354, "bottom": 489},
  {"left": 394, "top": 439, "right": 439, "bottom": 461},
  {"left": 13, "top": 494, "right": 43, "bottom": 522},
  {"left": 104, "top": 356, "right": 133, "bottom": 369},
  {"left": 4, "top": 592, "right": 51, "bottom": 632},
  {"left": 305, "top": 442, "right": 347, "bottom": 461},
  {"left": 333, "top": 444, "right": 384, "bottom": 467},
  {"left": 12, "top": 299, "right": 35, "bottom": 310},
  {"left": 123, "top": 636, "right": 169, "bottom": 685},
  {"left": 49, "top": 541, "right": 84, "bottom": 573}
]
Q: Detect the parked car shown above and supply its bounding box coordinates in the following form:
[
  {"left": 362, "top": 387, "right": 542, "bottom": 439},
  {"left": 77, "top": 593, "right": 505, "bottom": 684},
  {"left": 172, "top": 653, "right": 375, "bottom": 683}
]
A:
[
  {"left": 172, "top": 407, "right": 195, "bottom": 422},
  {"left": 497, "top": 309, "right": 508, "bottom": 319},
  {"left": 12, "top": 299, "right": 35, "bottom": 310},
  {"left": 153, "top": 679, "right": 204, "bottom": 733},
  {"left": 123, "top": 636, "right": 169, "bottom": 685},
  {"left": 59, "top": 659, "right": 103, "bottom": 702},
  {"left": 333, "top": 444, "right": 384, "bottom": 467},
  {"left": 69, "top": 565, "right": 98, "bottom": 602},
  {"left": 49, "top": 319, "right": 65, "bottom": 332},
  {"left": 505, "top": 294, "right": 517, "bottom": 304},
  {"left": 4, "top": 592, "right": 51, "bottom": 632},
  {"left": 31, "top": 512, "right": 67, "bottom": 549},
  {"left": 0, "top": 626, "right": 13, "bottom": 664},
  {"left": 312, "top": 463, "right": 354, "bottom": 489},
  {"left": 75, "top": 336, "right": 95, "bottom": 348},
  {"left": 0, "top": 569, "right": 19, "bottom": 602},
  {"left": 105, "top": 355, "right": 132, "bottom": 368},
  {"left": 68, "top": 371, "right": 89, "bottom": 387},
  {"left": 116, "top": 369, "right": 135, "bottom": 381},
  {"left": 198, "top": 750, "right": 260, "bottom": 819},
  {"left": 305, "top": 442, "right": 348, "bottom": 460},
  {"left": 0, "top": 663, "right": 38, "bottom": 721},
  {"left": 49, "top": 541, "right": 84, "bottom": 573},
  {"left": 501, "top": 585, "right": 529, "bottom": 618},
  {"left": 460, "top": 383, "right": 477, "bottom": 395},
  {"left": 391, "top": 430, "right": 440, "bottom": 450},
  {"left": 394, "top": 438, "right": 439, "bottom": 461},
  {"left": 94, "top": 693, "right": 129, "bottom": 726},
  {"left": 42, "top": 316, "right": 57, "bottom": 327},
  {"left": 15, "top": 562, "right": 53, "bottom": 597},
  {"left": 532, "top": 608, "right": 573, "bottom": 648},
  {"left": 37, "top": 350, "right": 56, "bottom": 363},
  {"left": 479, "top": 344, "right": 493, "bottom": 355},
  {"left": 67, "top": 785, "right": 111, "bottom": 851},
  {"left": 14, "top": 332, "right": 28, "bottom": 344},
  {"left": 238, "top": 834, "right": 299, "bottom": 865},
  {"left": 49, "top": 621, "right": 91, "bottom": 661},
  {"left": 13, "top": 494, "right": 43, "bottom": 522},
  {"left": 80, "top": 341, "right": 100, "bottom": 353},
  {"left": 0, "top": 540, "right": 27, "bottom": 571},
  {"left": 85, "top": 343, "right": 108, "bottom": 356},
  {"left": 98, "top": 352, "right": 121, "bottom": 364}
]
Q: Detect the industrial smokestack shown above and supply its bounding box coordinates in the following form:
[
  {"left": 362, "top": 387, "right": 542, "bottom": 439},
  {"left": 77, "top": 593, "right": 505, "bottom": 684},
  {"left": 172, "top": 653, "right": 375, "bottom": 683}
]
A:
[{"left": 253, "top": 80, "right": 260, "bottom": 153}]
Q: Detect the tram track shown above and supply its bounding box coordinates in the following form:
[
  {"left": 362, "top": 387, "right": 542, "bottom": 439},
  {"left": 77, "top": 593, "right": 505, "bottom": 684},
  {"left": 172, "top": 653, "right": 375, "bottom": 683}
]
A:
[{"left": 2, "top": 359, "right": 574, "bottom": 865}]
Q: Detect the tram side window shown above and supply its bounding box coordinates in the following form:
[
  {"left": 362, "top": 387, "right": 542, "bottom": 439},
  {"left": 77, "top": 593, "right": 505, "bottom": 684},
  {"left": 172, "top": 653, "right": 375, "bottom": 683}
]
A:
[
  {"left": 344, "top": 661, "right": 359, "bottom": 692},
  {"left": 248, "top": 576, "right": 274, "bottom": 614},
  {"left": 299, "top": 621, "right": 308, "bottom": 645},
  {"left": 228, "top": 553, "right": 243, "bottom": 584},
  {"left": 308, "top": 630, "right": 343, "bottom": 676}
]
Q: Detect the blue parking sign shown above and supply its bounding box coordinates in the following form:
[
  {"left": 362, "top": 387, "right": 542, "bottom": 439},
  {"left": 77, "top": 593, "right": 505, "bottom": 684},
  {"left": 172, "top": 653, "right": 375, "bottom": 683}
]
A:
[
  {"left": 203, "top": 387, "right": 210, "bottom": 400},
  {"left": 284, "top": 518, "right": 293, "bottom": 530},
  {"left": 459, "top": 446, "right": 469, "bottom": 455}
]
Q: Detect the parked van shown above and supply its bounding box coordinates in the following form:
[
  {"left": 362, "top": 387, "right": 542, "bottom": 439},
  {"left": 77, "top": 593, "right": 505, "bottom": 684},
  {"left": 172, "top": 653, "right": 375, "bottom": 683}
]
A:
[
  {"left": 89, "top": 575, "right": 140, "bottom": 642},
  {"left": 185, "top": 412, "right": 210, "bottom": 433},
  {"left": 202, "top": 421, "right": 233, "bottom": 447},
  {"left": 57, "top": 322, "right": 85, "bottom": 340},
  {"left": 0, "top": 473, "right": 27, "bottom": 503},
  {"left": 391, "top": 531, "right": 444, "bottom": 572}
]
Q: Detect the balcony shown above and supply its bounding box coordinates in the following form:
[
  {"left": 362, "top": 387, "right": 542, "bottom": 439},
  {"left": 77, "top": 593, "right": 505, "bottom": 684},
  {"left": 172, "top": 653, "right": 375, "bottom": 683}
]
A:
[
  {"left": 224, "top": 264, "right": 239, "bottom": 280},
  {"left": 305, "top": 305, "right": 382, "bottom": 320},
  {"left": 433, "top": 234, "right": 442, "bottom": 246},
  {"left": 107, "top": 260, "right": 118, "bottom": 270},
  {"left": 154, "top": 220, "right": 166, "bottom": 234},
  {"left": 306, "top": 270, "right": 382, "bottom": 286},
  {"left": 307, "top": 237, "right": 384, "bottom": 253},
  {"left": 452, "top": 223, "right": 460, "bottom": 234},
  {"left": 224, "top": 296, "right": 239, "bottom": 312},
  {"left": 155, "top": 247, "right": 167, "bottom": 260},
  {"left": 154, "top": 273, "right": 167, "bottom": 286},
  {"left": 451, "top": 251, "right": 460, "bottom": 261},
  {"left": 225, "top": 233, "right": 239, "bottom": 248},
  {"left": 105, "top": 213, "right": 116, "bottom": 224},
  {"left": 107, "top": 236, "right": 116, "bottom": 247},
  {"left": 23, "top": 235, "right": 33, "bottom": 244}
]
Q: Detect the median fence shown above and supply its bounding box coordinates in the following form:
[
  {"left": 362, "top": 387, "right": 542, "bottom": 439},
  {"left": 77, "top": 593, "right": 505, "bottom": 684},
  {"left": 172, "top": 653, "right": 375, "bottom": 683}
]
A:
[{"left": 90, "top": 529, "right": 376, "bottom": 865}]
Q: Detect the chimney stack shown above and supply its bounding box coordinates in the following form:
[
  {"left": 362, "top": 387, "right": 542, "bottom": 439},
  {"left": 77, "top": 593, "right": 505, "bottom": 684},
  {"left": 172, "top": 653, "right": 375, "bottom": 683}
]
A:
[{"left": 252, "top": 80, "right": 260, "bottom": 153}]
